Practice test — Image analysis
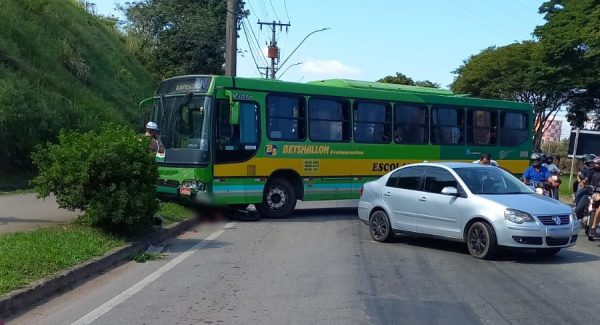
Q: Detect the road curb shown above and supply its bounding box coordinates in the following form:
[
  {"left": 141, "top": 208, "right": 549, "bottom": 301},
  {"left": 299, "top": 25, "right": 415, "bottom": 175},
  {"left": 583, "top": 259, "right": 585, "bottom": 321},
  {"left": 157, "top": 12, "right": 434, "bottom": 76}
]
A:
[{"left": 0, "top": 218, "right": 198, "bottom": 319}]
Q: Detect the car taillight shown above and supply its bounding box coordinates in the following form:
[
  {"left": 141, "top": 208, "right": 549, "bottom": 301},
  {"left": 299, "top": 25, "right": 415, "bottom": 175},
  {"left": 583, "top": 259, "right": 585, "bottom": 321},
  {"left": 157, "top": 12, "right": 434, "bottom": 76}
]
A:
[{"left": 359, "top": 187, "right": 364, "bottom": 197}]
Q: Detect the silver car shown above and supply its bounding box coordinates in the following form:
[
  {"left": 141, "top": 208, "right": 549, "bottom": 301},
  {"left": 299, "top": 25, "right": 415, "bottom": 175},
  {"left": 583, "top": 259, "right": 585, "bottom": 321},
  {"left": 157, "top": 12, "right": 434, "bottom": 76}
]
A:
[{"left": 358, "top": 162, "right": 580, "bottom": 259}]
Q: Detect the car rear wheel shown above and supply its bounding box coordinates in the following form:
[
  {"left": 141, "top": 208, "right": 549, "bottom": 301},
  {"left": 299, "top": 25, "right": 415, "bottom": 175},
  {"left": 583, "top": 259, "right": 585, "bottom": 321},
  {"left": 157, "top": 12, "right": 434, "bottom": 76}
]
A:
[
  {"left": 466, "top": 221, "right": 498, "bottom": 259},
  {"left": 369, "top": 210, "right": 394, "bottom": 243},
  {"left": 535, "top": 248, "right": 561, "bottom": 257}
]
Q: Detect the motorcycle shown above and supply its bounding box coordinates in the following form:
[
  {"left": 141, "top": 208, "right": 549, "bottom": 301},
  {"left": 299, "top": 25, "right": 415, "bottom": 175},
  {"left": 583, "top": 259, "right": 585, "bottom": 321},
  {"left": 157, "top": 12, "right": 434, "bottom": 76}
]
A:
[
  {"left": 525, "top": 180, "right": 552, "bottom": 197},
  {"left": 548, "top": 170, "right": 561, "bottom": 200}
]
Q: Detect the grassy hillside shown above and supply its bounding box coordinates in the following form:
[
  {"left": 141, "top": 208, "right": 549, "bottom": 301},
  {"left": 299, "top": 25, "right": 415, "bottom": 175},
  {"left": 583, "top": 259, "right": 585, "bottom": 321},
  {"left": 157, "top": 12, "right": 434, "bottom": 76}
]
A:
[{"left": 0, "top": 0, "right": 156, "bottom": 181}]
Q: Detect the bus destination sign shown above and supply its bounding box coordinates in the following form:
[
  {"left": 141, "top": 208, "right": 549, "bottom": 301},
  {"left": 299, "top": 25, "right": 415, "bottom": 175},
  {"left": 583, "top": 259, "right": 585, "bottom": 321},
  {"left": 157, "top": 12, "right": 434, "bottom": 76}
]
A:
[{"left": 156, "top": 77, "right": 211, "bottom": 95}]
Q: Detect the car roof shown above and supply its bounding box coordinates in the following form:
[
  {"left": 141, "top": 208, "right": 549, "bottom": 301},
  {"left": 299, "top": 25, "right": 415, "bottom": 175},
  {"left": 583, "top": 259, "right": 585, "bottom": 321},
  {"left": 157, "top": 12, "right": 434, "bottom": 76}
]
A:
[{"left": 403, "top": 162, "right": 484, "bottom": 169}]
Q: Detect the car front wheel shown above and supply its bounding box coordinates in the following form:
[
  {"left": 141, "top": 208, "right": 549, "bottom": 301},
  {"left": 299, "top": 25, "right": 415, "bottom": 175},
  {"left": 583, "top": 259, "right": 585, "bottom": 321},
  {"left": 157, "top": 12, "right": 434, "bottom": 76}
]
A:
[
  {"left": 466, "top": 221, "right": 498, "bottom": 259},
  {"left": 369, "top": 210, "right": 395, "bottom": 242}
]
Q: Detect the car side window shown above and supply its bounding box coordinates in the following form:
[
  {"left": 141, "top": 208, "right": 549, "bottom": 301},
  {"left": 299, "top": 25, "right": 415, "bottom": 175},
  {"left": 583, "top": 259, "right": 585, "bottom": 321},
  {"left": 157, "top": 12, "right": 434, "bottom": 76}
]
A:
[
  {"left": 386, "top": 170, "right": 400, "bottom": 187},
  {"left": 394, "top": 167, "right": 426, "bottom": 191},
  {"left": 423, "top": 167, "right": 458, "bottom": 194}
]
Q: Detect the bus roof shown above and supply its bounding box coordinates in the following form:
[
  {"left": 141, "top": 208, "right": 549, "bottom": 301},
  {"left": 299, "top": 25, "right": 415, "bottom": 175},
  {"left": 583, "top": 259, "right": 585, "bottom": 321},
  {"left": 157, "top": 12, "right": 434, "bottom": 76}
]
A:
[
  {"left": 173, "top": 75, "right": 532, "bottom": 111},
  {"left": 307, "top": 79, "right": 455, "bottom": 96}
]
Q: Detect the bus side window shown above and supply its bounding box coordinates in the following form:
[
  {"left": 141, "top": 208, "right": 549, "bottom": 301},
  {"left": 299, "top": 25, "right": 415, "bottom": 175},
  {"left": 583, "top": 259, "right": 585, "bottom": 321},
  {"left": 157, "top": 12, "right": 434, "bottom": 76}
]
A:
[
  {"left": 266, "top": 95, "right": 305, "bottom": 141},
  {"left": 431, "top": 106, "right": 465, "bottom": 145},
  {"left": 309, "top": 98, "right": 351, "bottom": 142},
  {"left": 393, "top": 104, "right": 428, "bottom": 144},
  {"left": 467, "top": 109, "right": 498, "bottom": 146},
  {"left": 353, "top": 101, "right": 391, "bottom": 143},
  {"left": 500, "top": 112, "right": 528, "bottom": 146}
]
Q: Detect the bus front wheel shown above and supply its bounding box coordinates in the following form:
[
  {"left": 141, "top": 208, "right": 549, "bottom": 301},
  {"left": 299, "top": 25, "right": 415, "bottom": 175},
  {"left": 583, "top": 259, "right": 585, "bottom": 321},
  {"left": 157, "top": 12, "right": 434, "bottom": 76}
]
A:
[{"left": 256, "top": 178, "right": 297, "bottom": 218}]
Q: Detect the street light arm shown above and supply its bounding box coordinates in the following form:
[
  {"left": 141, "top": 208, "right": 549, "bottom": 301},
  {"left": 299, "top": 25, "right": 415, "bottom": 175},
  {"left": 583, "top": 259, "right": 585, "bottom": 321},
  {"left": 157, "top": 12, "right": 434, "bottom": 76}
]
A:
[
  {"left": 277, "top": 27, "right": 330, "bottom": 75},
  {"left": 277, "top": 62, "right": 303, "bottom": 80}
]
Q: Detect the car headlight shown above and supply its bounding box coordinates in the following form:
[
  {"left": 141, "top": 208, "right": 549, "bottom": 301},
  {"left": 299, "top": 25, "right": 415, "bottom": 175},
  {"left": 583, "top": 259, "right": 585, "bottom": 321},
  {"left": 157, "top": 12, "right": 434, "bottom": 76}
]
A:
[{"left": 504, "top": 209, "right": 534, "bottom": 224}]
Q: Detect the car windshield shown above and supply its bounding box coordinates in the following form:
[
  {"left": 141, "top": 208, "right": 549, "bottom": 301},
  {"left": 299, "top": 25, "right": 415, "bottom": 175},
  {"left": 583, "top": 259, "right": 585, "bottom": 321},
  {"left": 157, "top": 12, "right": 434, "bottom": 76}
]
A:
[{"left": 453, "top": 167, "right": 532, "bottom": 195}]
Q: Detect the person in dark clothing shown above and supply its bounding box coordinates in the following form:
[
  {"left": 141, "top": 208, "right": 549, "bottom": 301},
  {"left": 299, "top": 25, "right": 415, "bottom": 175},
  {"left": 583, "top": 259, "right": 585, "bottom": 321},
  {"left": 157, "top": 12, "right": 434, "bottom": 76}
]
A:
[
  {"left": 587, "top": 158, "right": 600, "bottom": 240},
  {"left": 574, "top": 154, "right": 596, "bottom": 199},
  {"left": 574, "top": 154, "right": 597, "bottom": 212},
  {"left": 575, "top": 156, "right": 600, "bottom": 220}
]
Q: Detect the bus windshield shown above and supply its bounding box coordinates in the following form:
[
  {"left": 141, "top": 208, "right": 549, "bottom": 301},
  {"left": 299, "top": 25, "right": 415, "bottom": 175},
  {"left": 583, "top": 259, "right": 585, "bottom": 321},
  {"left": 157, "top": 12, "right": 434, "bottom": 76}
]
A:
[{"left": 153, "top": 94, "right": 211, "bottom": 165}]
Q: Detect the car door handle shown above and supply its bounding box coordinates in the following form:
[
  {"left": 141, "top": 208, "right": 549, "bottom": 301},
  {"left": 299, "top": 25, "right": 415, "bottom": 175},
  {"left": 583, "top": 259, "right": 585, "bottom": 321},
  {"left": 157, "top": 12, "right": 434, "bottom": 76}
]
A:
[
  {"left": 419, "top": 196, "right": 427, "bottom": 202},
  {"left": 384, "top": 191, "right": 392, "bottom": 197}
]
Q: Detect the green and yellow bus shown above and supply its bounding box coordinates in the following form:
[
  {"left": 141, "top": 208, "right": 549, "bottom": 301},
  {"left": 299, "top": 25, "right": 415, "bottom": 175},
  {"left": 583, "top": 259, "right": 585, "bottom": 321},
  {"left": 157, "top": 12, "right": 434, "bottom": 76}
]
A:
[{"left": 141, "top": 75, "right": 532, "bottom": 217}]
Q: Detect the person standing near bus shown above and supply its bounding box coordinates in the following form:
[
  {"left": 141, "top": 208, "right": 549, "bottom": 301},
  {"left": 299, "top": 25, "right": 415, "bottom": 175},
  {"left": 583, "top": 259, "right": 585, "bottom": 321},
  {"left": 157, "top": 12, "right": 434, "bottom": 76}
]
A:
[
  {"left": 144, "top": 121, "right": 164, "bottom": 154},
  {"left": 472, "top": 153, "right": 499, "bottom": 167}
]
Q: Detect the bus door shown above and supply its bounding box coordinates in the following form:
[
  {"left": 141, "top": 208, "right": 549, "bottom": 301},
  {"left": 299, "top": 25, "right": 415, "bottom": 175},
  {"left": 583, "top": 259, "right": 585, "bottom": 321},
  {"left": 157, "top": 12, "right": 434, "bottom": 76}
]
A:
[{"left": 214, "top": 98, "right": 260, "bottom": 204}]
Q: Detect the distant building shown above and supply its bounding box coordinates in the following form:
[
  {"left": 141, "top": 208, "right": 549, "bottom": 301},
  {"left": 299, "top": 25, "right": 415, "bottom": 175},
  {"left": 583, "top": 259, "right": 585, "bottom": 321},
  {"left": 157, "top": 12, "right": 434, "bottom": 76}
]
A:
[{"left": 542, "top": 119, "right": 563, "bottom": 143}]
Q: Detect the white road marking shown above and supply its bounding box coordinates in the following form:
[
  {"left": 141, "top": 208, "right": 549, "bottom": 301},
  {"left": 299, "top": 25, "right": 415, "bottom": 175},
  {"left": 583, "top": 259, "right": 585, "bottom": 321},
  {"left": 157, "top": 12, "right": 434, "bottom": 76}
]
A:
[{"left": 70, "top": 222, "right": 236, "bottom": 325}]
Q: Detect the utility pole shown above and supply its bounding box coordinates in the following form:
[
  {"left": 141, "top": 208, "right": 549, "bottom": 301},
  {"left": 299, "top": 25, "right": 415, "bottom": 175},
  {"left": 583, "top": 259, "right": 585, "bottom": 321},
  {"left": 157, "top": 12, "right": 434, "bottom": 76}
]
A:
[
  {"left": 258, "top": 66, "right": 270, "bottom": 79},
  {"left": 225, "top": 0, "right": 238, "bottom": 76},
  {"left": 258, "top": 21, "right": 291, "bottom": 79}
]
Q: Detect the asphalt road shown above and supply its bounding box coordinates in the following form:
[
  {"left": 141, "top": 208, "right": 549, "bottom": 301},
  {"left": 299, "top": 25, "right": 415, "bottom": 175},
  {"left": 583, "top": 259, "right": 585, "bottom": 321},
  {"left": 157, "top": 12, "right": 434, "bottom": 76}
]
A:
[
  {"left": 0, "top": 193, "right": 79, "bottom": 234},
  {"left": 8, "top": 201, "right": 600, "bottom": 325}
]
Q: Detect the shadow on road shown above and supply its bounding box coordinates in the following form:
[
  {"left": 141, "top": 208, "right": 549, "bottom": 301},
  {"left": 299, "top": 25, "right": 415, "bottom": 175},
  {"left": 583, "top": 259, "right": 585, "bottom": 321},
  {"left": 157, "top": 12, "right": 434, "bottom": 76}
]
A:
[
  {"left": 257, "top": 207, "right": 358, "bottom": 223},
  {"left": 386, "top": 235, "right": 600, "bottom": 265}
]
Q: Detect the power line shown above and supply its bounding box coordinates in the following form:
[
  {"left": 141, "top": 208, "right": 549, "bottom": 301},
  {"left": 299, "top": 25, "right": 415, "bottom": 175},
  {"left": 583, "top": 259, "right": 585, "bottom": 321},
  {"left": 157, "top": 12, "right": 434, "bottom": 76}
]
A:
[
  {"left": 283, "top": 0, "right": 291, "bottom": 22},
  {"left": 240, "top": 19, "right": 264, "bottom": 76},
  {"left": 268, "top": 0, "right": 281, "bottom": 22},
  {"left": 447, "top": 0, "right": 529, "bottom": 40},
  {"left": 244, "top": 16, "right": 269, "bottom": 66},
  {"left": 428, "top": 0, "right": 515, "bottom": 40},
  {"left": 257, "top": 0, "right": 270, "bottom": 21}
]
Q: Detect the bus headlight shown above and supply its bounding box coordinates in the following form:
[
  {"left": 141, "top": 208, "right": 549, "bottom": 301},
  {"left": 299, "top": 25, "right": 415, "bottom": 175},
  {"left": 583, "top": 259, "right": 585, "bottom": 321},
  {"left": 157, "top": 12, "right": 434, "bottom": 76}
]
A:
[
  {"left": 504, "top": 209, "right": 534, "bottom": 224},
  {"left": 182, "top": 180, "right": 198, "bottom": 189}
]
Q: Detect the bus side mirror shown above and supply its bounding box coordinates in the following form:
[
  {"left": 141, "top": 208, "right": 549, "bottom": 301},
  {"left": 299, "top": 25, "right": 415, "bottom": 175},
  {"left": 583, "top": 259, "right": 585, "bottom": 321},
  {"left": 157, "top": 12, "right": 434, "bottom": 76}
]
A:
[{"left": 230, "top": 101, "right": 240, "bottom": 125}]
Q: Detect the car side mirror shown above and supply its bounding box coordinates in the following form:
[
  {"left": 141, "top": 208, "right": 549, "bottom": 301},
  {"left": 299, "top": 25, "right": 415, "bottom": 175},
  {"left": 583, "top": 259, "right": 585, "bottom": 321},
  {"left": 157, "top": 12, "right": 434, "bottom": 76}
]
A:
[{"left": 441, "top": 187, "right": 459, "bottom": 196}]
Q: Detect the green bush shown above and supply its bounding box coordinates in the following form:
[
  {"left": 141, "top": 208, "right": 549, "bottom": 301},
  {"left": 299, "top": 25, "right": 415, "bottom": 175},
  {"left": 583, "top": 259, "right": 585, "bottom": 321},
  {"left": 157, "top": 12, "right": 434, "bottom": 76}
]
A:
[{"left": 32, "top": 124, "right": 159, "bottom": 235}]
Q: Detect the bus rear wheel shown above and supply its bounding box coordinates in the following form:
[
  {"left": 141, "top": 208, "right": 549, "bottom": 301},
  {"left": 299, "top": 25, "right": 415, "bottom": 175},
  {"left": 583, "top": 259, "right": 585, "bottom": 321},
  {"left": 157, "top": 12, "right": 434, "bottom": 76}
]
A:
[{"left": 256, "top": 178, "right": 297, "bottom": 218}]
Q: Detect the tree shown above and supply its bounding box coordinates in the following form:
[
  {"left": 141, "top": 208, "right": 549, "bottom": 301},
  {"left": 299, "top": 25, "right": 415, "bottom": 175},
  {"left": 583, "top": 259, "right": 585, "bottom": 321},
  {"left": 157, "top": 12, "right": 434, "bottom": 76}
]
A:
[
  {"left": 377, "top": 72, "right": 440, "bottom": 88},
  {"left": 32, "top": 124, "right": 159, "bottom": 235},
  {"left": 451, "top": 41, "right": 569, "bottom": 151},
  {"left": 120, "top": 0, "right": 248, "bottom": 78},
  {"left": 535, "top": 0, "right": 600, "bottom": 128}
]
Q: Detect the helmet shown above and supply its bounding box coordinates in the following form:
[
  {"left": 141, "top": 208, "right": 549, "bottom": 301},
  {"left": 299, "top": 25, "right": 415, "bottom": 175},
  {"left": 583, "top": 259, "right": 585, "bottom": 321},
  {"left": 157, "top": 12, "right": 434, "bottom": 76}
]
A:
[
  {"left": 145, "top": 121, "right": 159, "bottom": 130},
  {"left": 583, "top": 153, "right": 597, "bottom": 166},
  {"left": 530, "top": 153, "right": 542, "bottom": 161},
  {"left": 546, "top": 154, "right": 554, "bottom": 161},
  {"left": 593, "top": 157, "right": 600, "bottom": 165}
]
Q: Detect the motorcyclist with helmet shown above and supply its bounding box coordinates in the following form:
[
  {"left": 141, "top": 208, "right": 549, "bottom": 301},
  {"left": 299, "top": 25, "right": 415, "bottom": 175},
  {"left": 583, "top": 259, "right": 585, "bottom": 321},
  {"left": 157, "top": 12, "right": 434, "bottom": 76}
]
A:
[
  {"left": 574, "top": 154, "right": 598, "bottom": 219},
  {"left": 580, "top": 157, "right": 600, "bottom": 240},
  {"left": 522, "top": 153, "right": 558, "bottom": 191},
  {"left": 542, "top": 155, "right": 561, "bottom": 199},
  {"left": 573, "top": 154, "right": 597, "bottom": 201}
]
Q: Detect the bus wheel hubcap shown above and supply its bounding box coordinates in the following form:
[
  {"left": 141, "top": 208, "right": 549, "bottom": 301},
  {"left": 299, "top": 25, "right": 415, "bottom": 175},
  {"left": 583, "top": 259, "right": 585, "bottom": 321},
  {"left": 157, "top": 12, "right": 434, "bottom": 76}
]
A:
[{"left": 267, "top": 186, "right": 286, "bottom": 210}]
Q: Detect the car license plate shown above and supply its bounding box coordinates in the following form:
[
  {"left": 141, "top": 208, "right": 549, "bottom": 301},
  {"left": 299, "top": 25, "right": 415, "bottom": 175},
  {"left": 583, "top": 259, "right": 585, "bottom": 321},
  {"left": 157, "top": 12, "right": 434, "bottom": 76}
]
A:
[
  {"left": 546, "top": 226, "right": 570, "bottom": 237},
  {"left": 180, "top": 188, "right": 191, "bottom": 196}
]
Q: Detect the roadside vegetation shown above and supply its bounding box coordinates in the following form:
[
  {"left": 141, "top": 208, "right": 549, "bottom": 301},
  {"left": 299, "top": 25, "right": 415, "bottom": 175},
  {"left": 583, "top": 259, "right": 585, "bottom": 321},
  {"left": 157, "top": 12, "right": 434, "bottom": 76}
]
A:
[
  {"left": 0, "top": 0, "right": 155, "bottom": 185},
  {"left": 0, "top": 202, "right": 192, "bottom": 296},
  {"left": 0, "top": 224, "right": 124, "bottom": 296}
]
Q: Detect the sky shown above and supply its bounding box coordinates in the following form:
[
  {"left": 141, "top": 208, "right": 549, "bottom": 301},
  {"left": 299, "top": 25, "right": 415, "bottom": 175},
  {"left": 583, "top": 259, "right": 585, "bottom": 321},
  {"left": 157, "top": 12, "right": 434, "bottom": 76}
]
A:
[{"left": 93, "top": 0, "right": 571, "bottom": 138}]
